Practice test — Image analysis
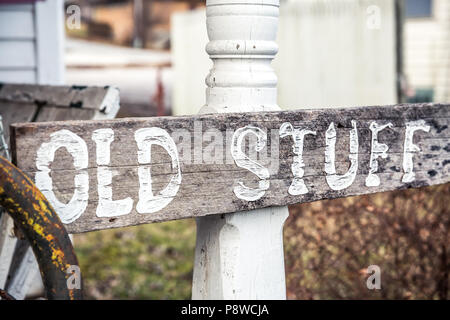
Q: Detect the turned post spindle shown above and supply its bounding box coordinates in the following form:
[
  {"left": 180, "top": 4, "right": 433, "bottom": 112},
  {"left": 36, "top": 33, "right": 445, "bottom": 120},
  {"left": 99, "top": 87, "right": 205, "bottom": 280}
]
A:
[{"left": 192, "top": 0, "right": 289, "bottom": 300}]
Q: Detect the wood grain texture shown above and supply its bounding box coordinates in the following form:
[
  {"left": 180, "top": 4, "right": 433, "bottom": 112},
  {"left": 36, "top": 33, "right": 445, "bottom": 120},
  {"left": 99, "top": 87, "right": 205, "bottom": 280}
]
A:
[
  {"left": 0, "top": 103, "right": 37, "bottom": 144},
  {"left": 11, "top": 103, "right": 450, "bottom": 233},
  {"left": 0, "top": 83, "right": 120, "bottom": 115},
  {"left": 0, "top": 82, "right": 120, "bottom": 298}
]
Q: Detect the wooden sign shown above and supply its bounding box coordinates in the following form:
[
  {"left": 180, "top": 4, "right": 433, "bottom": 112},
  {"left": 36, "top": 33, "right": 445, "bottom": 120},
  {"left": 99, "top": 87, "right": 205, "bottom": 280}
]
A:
[
  {"left": 10, "top": 103, "right": 449, "bottom": 233},
  {"left": 0, "top": 83, "right": 120, "bottom": 144},
  {"left": 0, "top": 83, "right": 120, "bottom": 300}
]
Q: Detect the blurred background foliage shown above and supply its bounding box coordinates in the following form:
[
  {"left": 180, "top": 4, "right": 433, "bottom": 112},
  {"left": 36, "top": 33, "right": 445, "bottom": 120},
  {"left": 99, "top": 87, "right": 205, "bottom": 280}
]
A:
[
  {"left": 285, "top": 184, "right": 449, "bottom": 300},
  {"left": 74, "top": 184, "right": 449, "bottom": 299}
]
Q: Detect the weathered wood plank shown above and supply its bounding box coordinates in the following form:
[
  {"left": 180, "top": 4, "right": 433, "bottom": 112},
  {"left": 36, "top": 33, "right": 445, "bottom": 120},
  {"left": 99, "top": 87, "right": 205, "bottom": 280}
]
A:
[
  {"left": 34, "top": 107, "right": 96, "bottom": 122},
  {"left": 0, "top": 115, "right": 19, "bottom": 291},
  {"left": 0, "top": 103, "right": 37, "bottom": 145},
  {"left": 10, "top": 103, "right": 450, "bottom": 233},
  {"left": 0, "top": 83, "right": 120, "bottom": 298},
  {"left": 4, "top": 239, "right": 38, "bottom": 300},
  {"left": 0, "top": 83, "right": 120, "bottom": 116},
  {"left": 0, "top": 208, "right": 15, "bottom": 289}
]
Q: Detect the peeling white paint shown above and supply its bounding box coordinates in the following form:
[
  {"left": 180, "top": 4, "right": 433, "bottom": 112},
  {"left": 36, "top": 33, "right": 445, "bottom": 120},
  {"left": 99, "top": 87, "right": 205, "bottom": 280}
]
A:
[
  {"left": 231, "top": 126, "right": 270, "bottom": 201},
  {"left": 325, "top": 121, "right": 359, "bottom": 191},
  {"left": 192, "top": 0, "right": 288, "bottom": 300},
  {"left": 35, "top": 129, "right": 88, "bottom": 224},
  {"left": 402, "top": 120, "right": 430, "bottom": 183},
  {"left": 279, "top": 122, "right": 316, "bottom": 195},
  {"left": 92, "top": 129, "right": 133, "bottom": 217},
  {"left": 135, "top": 127, "right": 182, "bottom": 213},
  {"left": 366, "top": 122, "right": 393, "bottom": 187}
]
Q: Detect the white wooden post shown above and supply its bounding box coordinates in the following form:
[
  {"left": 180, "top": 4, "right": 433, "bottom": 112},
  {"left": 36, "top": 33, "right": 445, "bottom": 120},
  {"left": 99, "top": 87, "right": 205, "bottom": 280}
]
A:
[{"left": 192, "top": 0, "right": 289, "bottom": 300}]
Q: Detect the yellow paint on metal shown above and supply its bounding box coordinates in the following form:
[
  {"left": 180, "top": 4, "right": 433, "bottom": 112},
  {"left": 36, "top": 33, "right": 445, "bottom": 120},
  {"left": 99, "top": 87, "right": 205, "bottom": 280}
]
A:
[{"left": 0, "top": 156, "right": 81, "bottom": 299}]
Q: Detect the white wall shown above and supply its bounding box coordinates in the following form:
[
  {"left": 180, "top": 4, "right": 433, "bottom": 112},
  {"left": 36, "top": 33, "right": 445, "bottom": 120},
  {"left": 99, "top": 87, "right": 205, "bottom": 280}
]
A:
[
  {"left": 0, "top": 4, "right": 36, "bottom": 83},
  {"left": 0, "top": 1, "right": 65, "bottom": 84},
  {"left": 0, "top": 0, "right": 65, "bottom": 298},
  {"left": 404, "top": 20, "right": 438, "bottom": 89},
  {"left": 171, "top": 0, "right": 397, "bottom": 116},
  {"left": 275, "top": 0, "right": 397, "bottom": 109},
  {"left": 434, "top": 0, "right": 450, "bottom": 102}
]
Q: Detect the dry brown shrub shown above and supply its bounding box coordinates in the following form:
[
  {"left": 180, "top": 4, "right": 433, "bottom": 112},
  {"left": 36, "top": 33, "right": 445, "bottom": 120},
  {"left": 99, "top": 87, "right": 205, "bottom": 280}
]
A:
[{"left": 285, "top": 184, "right": 449, "bottom": 300}]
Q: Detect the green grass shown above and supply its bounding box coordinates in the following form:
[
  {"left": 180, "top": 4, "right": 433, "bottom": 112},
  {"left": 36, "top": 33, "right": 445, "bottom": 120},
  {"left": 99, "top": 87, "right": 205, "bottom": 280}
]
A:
[{"left": 74, "top": 218, "right": 196, "bottom": 300}]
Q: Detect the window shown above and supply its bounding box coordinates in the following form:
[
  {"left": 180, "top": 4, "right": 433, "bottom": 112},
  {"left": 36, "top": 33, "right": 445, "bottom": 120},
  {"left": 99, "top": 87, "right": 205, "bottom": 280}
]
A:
[{"left": 405, "top": 0, "right": 433, "bottom": 18}]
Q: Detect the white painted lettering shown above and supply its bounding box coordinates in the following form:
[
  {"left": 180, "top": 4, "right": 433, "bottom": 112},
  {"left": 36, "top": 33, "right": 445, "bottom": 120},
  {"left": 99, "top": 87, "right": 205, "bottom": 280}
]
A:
[
  {"left": 366, "top": 122, "right": 393, "bottom": 187},
  {"left": 325, "top": 121, "right": 359, "bottom": 190},
  {"left": 279, "top": 122, "right": 316, "bottom": 195},
  {"left": 402, "top": 120, "right": 430, "bottom": 183},
  {"left": 35, "top": 130, "right": 88, "bottom": 224},
  {"left": 92, "top": 129, "right": 133, "bottom": 217},
  {"left": 135, "top": 128, "right": 182, "bottom": 213},
  {"left": 231, "top": 126, "right": 270, "bottom": 201}
]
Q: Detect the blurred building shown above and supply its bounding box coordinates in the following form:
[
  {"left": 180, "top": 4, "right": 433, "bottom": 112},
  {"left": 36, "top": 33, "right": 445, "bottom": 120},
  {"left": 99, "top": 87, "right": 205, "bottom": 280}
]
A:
[
  {"left": 171, "top": 0, "right": 400, "bottom": 115},
  {"left": 274, "top": 0, "right": 399, "bottom": 110},
  {"left": 1, "top": 0, "right": 448, "bottom": 117},
  {"left": 0, "top": 0, "right": 64, "bottom": 84},
  {"left": 171, "top": 0, "right": 450, "bottom": 116},
  {"left": 66, "top": 0, "right": 204, "bottom": 49},
  {"left": 65, "top": 38, "right": 172, "bottom": 117},
  {"left": 0, "top": 0, "right": 65, "bottom": 298},
  {"left": 62, "top": 0, "right": 202, "bottom": 117},
  {"left": 404, "top": 0, "right": 450, "bottom": 102}
]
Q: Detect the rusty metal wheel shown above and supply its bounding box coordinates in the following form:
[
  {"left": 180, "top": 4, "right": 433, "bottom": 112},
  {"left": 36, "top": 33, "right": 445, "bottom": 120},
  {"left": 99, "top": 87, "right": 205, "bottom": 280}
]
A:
[{"left": 0, "top": 156, "right": 83, "bottom": 300}]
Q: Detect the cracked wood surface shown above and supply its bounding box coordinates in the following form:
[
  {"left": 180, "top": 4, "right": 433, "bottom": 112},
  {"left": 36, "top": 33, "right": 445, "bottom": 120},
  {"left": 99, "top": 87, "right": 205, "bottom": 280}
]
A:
[
  {"left": 0, "top": 82, "right": 120, "bottom": 299},
  {"left": 10, "top": 103, "right": 450, "bottom": 233}
]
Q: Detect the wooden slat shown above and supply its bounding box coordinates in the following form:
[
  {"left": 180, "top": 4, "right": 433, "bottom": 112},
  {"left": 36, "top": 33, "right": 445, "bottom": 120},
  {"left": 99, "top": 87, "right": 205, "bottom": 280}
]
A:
[
  {"left": 0, "top": 115, "right": 17, "bottom": 291},
  {"left": 4, "top": 240, "right": 38, "bottom": 300},
  {"left": 0, "top": 83, "right": 120, "bottom": 113},
  {"left": 0, "top": 41, "right": 35, "bottom": 68},
  {"left": 0, "top": 103, "right": 37, "bottom": 145},
  {"left": 34, "top": 107, "right": 96, "bottom": 122},
  {"left": 11, "top": 103, "right": 450, "bottom": 234},
  {"left": 0, "top": 210, "right": 15, "bottom": 289},
  {"left": 0, "top": 83, "right": 120, "bottom": 299},
  {"left": 0, "top": 11, "right": 35, "bottom": 39}
]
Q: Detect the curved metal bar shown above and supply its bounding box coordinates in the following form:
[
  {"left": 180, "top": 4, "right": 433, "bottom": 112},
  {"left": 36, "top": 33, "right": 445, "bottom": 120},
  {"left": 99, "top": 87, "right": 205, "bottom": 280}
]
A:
[{"left": 0, "top": 156, "right": 83, "bottom": 300}]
